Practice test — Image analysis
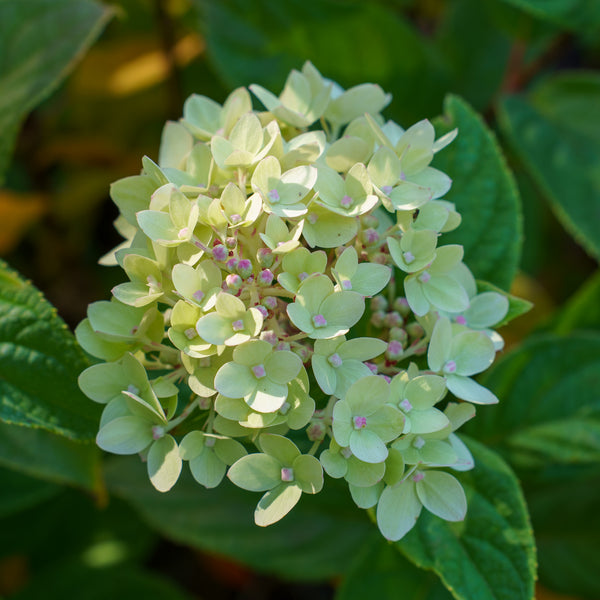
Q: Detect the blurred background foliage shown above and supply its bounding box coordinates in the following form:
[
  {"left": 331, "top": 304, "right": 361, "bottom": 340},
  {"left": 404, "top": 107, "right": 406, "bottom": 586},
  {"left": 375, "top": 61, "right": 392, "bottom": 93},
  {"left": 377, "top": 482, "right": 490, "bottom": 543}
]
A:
[{"left": 1, "top": 0, "right": 599, "bottom": 598}]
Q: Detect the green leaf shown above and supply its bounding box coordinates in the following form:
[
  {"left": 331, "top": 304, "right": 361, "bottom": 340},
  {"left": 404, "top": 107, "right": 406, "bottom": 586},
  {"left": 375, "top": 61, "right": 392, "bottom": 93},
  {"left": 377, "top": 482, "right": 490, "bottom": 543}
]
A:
[
  {"left": 497, "top": 0, "right": 600, "bottom": 36},
  {"left": 524, "top": 466, "right": 600, "bottom": 599},
  {"left": 106, "top": 456, "right": 376, "bottom": 580},
  {"left": 336, "top": 538, "right": 452, "bottom": 600},
  {"left": 0, "top": 466, "right": 60, "bottom": 519},
  {"left": 0, "top": 0, "right": 113, "bottom": 182},
  {"left": 398, "top": 437, "right": 536, "bottom": 600},
  {"left": 0, "top": 421, "right": 100, "bottom": 491},
  {"left": 499, "top": 73, "right": 600, "bottom": 262},
  {"left": 11, "top": 561, "right": 193, "bottom": 600},
  {"left": 199, "top": 0, "right": 449, "bottom": 125},
  {"left": 468, "top": 332, "right": 600, "bottom": 467},
  {"left": 432, "top": 95, "right": 522, "bottom": 290},
  {"left": 0, "top": 260, "right": 101, "bottom": 440},
  {"left": 553, "top": 270, "right": 600, "bottom": 334}
]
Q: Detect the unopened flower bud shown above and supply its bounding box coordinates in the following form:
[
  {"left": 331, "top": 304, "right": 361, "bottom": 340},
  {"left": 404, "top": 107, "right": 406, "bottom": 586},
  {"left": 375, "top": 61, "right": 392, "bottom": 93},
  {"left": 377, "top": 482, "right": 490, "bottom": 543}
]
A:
[
  {"left": 276, "top": 341, "right": 291, "bottom": 351},
  {"left": 361, "top": 214, "right": 379, "bottom": 229},
  {"left": 385, "top": 340, "right": 404, "bottom": 361},
  {"left": 307, "top": 421, "right": 326, "bottom": 441},
  {"left": 393, "top": 297, "right": 411, "bottom": 317},
  {"left": 212, "top": 244, "right": 228, "bottom": 262},
  {"left": 361, "top": 228, "right": 380, "bottom": 246},
  {"left": 257, "top": 248, "right": 274, "bottom": 268},
  {"left": 225, "top": 236, "right": 237, "bottom": 249},
  {"left": 293, "top": 344, "right": 312, "bottom": 362},
  {"left": 372, "top": 252, "right": 388, "bottom": 265},
  {"left": 389, "top": 327, "right": 408, "bottom": 346},
  {"left": 226, "top": 257, "right": 239, "bottom": 272},
  {"left": 197, "top": 396, "right": 212, "bottom": 410},
  {"left": 255, "top": 305, "right": 269, "bottom": 319},
  {"left": 406, "top": 322, "right": 424, "bottom": 339},
  {"left": 370, "top": 295, "right": 388, "bottom": 312},
  {"left": 383, "top": 311, "right": 403, "bottom": 328},
  {"left": 370, "top": 310, "right": 386, "bottom": 328},
  {"left": 260, "top": 330, "right": 278, "bottom": 345},
  {"left": 262, "top": 296, "right": 278, "bottom": 311},
  {"left": 225, "top": 273, "right": 242, "bottom": 292},
  {"left": 236, "top": 259, "right": 253, "bottom": 279},
  {"left": 258, "top": 269, "right": 274, "bottom": 286}
]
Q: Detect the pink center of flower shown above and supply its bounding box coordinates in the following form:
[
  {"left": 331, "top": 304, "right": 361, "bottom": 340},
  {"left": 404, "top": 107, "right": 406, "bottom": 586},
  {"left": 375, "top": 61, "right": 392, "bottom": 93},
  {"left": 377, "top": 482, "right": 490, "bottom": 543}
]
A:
[
  {"left": 365, "top": 229, "right": 379, "bottom": 244},
  {"left": 342, "top": 280, "right": 352, "bottom": 290},
  {"left": 328, "top": 353, "right": 343, "bottom": 367},
  {"left": 399, "top": 398, "right": 413, "bottom": 412},
  {"left": 341, "top": 447, "right": 353, "bottom": 459},
  {"left": 382, "top": 185, "right": 393, "bottom": 195},
  {"left": 232, "top": 319, "right": 244, "bottom": 332},
  {"left": 387, "top": 340, "right": 403, "bottom": 355},
  {"left": 413, "top": 436, "right": 425, "bottom": 449},
  {"left": 152, "top": 426, "right": 165, "bottom": 440},
  {"left": 192, "top": 289, "right": 205, "bottom": 302},
  {"left": 268, "top": 189, "right": 280, "bottom": 203},
  {"left": 341, "top": 194, "right": 353, "bottom": 208},
  {"left": 252, "top": 364, "right": 266, "bottom": 378},
  {"left": 444, "top": 360, "right": 457, "bottom": 373},
  {"left": 281, "top": 467, "right": 294, "bottom": 482},
  {"left": 313, "top": 314, "right": 327, "bottom": 328},
  {"left": 307, "top": 213, "right": 318, "bottom": 224},
  {"left": 178, "top": 227, "right": 189, "bottom": 239},
  {"left": 419, "top": 271, "right": 431, "bottom": 283},
  {"left": 205, "top": 436, "right": 216, "bottom": 447},
  {"left": 263, "top": 296, "right": 277, "bottom": 310},
  {"left": 184, "top": 327, "right": 197, "bottom": 340},
  {"left": 230, "top": 213, "right": 242, "bottom": 224},
  {"left": 353, "top": 416, "right": 367, "bottom": 429},
  {"left": 127, "top": 384, "right": 139, "bottom": 395},
  {"left": 298, "top": 271, "right": 309, "bottom": 281},
  {"left": 456, "top": 315, "right": 467, "bottom": 325},
  {"left": 403, "top": 251, "right": 415, "bottom": 264},
  {"left": 256, "top": 305, "right": 268, "bottom": 318},
  {"left": 365, "top": 362, "right": 378, "bottom": 374},
  {"left": 412, "top": 472, "right": 425, "bottom": 482}
]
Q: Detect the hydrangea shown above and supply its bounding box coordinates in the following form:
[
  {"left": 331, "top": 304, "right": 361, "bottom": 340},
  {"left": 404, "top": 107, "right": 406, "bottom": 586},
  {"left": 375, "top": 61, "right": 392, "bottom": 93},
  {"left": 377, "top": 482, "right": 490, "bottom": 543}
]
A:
[{"left": 77, "top": 61, "right": 520, "bottom": 541}]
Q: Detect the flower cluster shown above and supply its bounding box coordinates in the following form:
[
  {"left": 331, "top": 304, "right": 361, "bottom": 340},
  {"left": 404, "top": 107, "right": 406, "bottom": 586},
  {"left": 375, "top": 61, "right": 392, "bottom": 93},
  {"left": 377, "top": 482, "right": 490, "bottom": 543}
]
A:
[{"left": 77, "top": 62, "right": 510, "bottom": 540}]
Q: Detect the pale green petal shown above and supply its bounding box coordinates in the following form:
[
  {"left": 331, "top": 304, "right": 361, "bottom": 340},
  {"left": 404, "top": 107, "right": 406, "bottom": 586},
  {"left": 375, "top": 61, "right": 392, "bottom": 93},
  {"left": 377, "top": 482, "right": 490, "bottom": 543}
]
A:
[
  {"left": 214, "top": 436, "right": 248, "bottom": 465},
  {"left": 409, "top": 408, "right": 450, "bottom": 435},
  {"left": 265, "top": 351, "right": 302, "bottom": 384},
  {"left": 445, "top": 374, "right": 499, "bottom": 405},
  {"left": 293, "top": 454, "right": 324, "bottom": 493},
  {"left": 416, "top": 470, "right": 466, "bottom": 521},
  {"left": 320, "top": 449, "right": 347, "bottom": 479},
  {"left": 332, "top": 401, "right": 353, "bottom": 447},
  {"left": 368, "top": 405, "right": 405, "bottom": 443},
  {"left": 349, "top": 482, "right": 384, "bottom": 509},
  {"left": 445, "top": 402, "right": 476, "bottom": 431},
  {"left": 350, "top": 429, "right": 388, "bottom": 464},
  {"left": 178, "top": 431, "right": 205, "bottom": 461},
  {"left": 286, "top": 303, "right": 314, "bottom": 335},
  {"left": 376, "top": 479, "right": 422, "bottom": 541},
  {"left": 464, "top": 292, "right": 509, "bottom": 329},
  {"left": 196, "top": 313, "right": 234, "bottom": 346},
  {"left": 233, "top": 339, "right": 273, "bottom": 366},
  {"left": 383, "top": 448, "right": 405, "bottom": 486},
  {"left": 137, "top": 210, "right": 180, "bottom": 245},
  {"left": 314, "top": 164, "right": 344, "bottom": 205},
  {"left": 333, "top": 246, "right": 358, "bottom": 280},
  {"left": 312, "top": 354, "right": 337, "bottom": 395},
  {"left": 214, "top": 362, "right": 256, "bottom": 399},
  {"left": 320, "top": 291, "right": 364, "bottom": 331},
  {"left": 421, "top": 440, "right": 458, "bottom": 466},
  {"left": 247, "top": 379, "right": 288, "bottom": 413},
  {"left": 215, "top": 394, "right": 250, "bottom": 421},
  {"left": 346, "top": 375, "right": 388, "bottom": 416},
  {"left": 338, "top": 337, "right": 388, "bottom": 361},
  {"left": 99, "top": 397, "right": 130, "bottom": 429},
  {"left": 227, "top": 453, "right": 281, "bottom": 491},
  {"left": 255, "top": 483, "right": 303, "bottom": 526},
  {"left": 302, "top": 205, "right": 358, "bottom": 248},
  {"left": 350, "top": 263, "right": 391, "bottom": 297},
  {"left": 334, "top": 360, "right": 373, "bottom": 399},
  {"left": 259, "top": 433, "right": 300, "bottom": 466},
  {"left": 345, "top": 455, "right": 386, "bottom": 487},
  {"left": 404, "top": 275, "right": 430, "bottom": 317},
  {"left": 297, "top": 274, "right": 334, "bottom": 312},
  {"left": 215, "top": 291, "right": 245, "bottom": 318},
  {"left": 451, "top": 331, "right": 495, "bottom": 376},
  {"left": 75, "top": 319, "right": 131, "bottom": 361},
  {"left": 429, "top": 245, "right": 464, "bottom": 274},
  {"left": 147, "top": 434, "right": 182, "bottom": 492},
  {"left": 427, "top": 316, "right": 452, "bottom": 372},
  {"left": 405, "top": 375, "right": 447, "bottom": 409},
  {"left": 326, "top": 136, "right": 371, "bottom": 172},
  {"left": 409, "top": 167, "right": 452, "bottom": 199},
  {"left": 189, "top": 449, "right": 227, "bottom": 488},
  {"left": 96, "top": 416, "right": 153, "bottom": 455},
  {"left": 448, "top": 433, "right": 475, "bottom": 472},
  {"left": 423, "top": 275, "right": 470, "bottom": 313}
]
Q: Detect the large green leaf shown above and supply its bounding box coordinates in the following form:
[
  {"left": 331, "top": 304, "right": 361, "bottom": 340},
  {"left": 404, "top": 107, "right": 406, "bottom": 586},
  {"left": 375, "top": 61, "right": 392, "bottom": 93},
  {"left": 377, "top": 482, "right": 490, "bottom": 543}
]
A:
[
  {"left": 0, "top": 259, "right": 101, "bottom": 440},
  {"left": 0, "top": 465, "right": 60, "bottom": 518},
  {"left": 433, "top": 95, "right": 522, "bottom": 290},
  {"left": 336, "top": 538, "right": 452, "bottom": 600},
  {"left": 499, "top": 73, "right": 600, "bottom": 262},
  {"left": 105, "top": 456, "right": 377, "bottom": 581},
  {"left": 497, "top": 0, "right": 600, "bottom": 36},
  {"left": 0, "top": 421, "right": 100, "bottom": 491},
  {"left": 197, "top": 0, "right": 449, "bottom": 125},
  {"left": 525, "top": 466, "right": 600, "bottom": 599},
  {"left": 554, "top": 270, "right": 600, "bottom": 334},
  {"left": 0, "top": 0, "right": 113, "bottom": 182},
  {"left": 12, "top": 562, "right": 192, "bottom": 600},
  {"left": 469, "top": 332, "right": 600, "bottom": 467},
  {"left": 398, "top": 437, "right": 536, "bottom": 600}
]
